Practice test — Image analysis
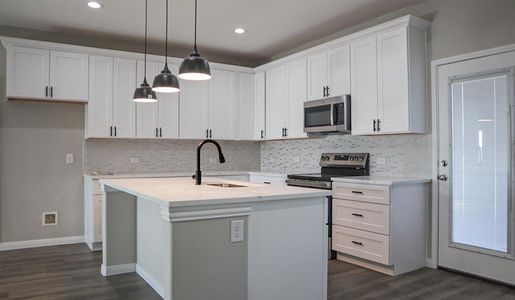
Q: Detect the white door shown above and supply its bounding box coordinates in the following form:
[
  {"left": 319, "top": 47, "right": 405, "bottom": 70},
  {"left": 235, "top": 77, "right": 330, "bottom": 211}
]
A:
[
  {"left": 112, "top": 58, "right": 137, "bottom": 138},
  {"left": 266, "top": 66, "right": 288, "bottom": 139},
  {"left": 179, "top": 79, "right": 209, "bottom": 139},
  {"left": 136, "top": 60, "right": 159, "bottom": 138},
  {"left": 377, "top": 28, "right": 409, "bottom": 133},
  {"left": 351, "top": 36, "right": 378, "bottom": 135},
  {"left": 208, "top": 69, "right": 236, "bottom": 140},
  {"left": 87, "top": 55, "right": 113, "bottom": 138},
  {"left": 254, "top": 72, "right": 266, "bottom": 140},
  {"left": 328, "top": 44, "right": 351, "bottom": 97},
  {"left": 6, "top": 47, "right": 49, "bottom": 99},
  {"left": 307, "top": 52, "right": 327, "bottom": 100},
  {"left": 49, "top": 51, "right": 89, "bottom": 101},
  {"left": 158, "top": 64, "right": 180, "bottom": 139},
  {"left": 237, "top": 72, "right": 256, "bottom": 140},
  {"left": 436, "top": 50, "right": 515, "bottom": 285},
  {"left": 286, "top": 58, "right": 307, "bottom": 139}
]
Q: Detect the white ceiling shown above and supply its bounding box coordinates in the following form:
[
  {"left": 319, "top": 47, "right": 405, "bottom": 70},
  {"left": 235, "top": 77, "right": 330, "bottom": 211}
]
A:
[{"left": 0, "top": 0, "right": 426, "bottom": 66}]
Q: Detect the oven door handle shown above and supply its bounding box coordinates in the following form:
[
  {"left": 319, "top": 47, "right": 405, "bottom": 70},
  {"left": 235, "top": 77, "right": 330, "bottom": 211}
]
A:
[{"left": 330, "top": 104, "right": 334, "bottom": 126}]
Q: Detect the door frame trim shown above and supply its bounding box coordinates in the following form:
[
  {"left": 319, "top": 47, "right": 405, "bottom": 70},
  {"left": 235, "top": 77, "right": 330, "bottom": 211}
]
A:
[{"left": 430, "top": 43, "right": 515, "bottom": 268}]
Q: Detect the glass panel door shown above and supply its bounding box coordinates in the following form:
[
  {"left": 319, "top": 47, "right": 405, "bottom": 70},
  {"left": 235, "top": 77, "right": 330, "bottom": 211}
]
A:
[{"left": 450, "top": 74, "right": 510, "bottom": 253}]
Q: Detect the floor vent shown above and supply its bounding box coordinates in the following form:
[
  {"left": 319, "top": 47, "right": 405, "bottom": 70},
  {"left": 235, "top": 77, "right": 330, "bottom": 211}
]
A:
[{"left": 42, "top": 211, "right": 58, "bottom": 226}]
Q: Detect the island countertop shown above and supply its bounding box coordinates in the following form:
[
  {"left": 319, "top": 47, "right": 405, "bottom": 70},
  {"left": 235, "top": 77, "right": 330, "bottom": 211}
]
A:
[{"left": 100, "top": 177, "right": 330, "bottom": 207}]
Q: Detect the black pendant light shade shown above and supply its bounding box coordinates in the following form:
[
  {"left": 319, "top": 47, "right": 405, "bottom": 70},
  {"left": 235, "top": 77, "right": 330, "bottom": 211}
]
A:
[
  {"left": 133, "top": 0, "right": 158, "bottom": 103},
  {"left": 179, "top": 0, "right": 211, "bottom": 81},
  {"left": 133, "top": 78, "right": 157, "bottom": 103},
  {"left": 153, "top": 0, "right": 180, "bottom": 93}
]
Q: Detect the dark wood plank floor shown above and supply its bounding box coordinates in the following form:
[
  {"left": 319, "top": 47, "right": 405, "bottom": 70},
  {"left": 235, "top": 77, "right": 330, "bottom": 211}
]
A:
[{"left": 1, "top": 243, "right": 514, "bottom": 299}]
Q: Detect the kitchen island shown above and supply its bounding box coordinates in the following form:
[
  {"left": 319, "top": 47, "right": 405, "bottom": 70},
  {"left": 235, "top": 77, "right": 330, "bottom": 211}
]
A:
[{"left": 100, "top": 176, "right": 331, "bottom": 300}]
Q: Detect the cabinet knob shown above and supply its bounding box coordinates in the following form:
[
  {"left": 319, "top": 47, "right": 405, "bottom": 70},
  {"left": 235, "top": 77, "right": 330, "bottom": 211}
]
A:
[{"left": 438, "top": 174, "right": 448, "bottom": 181}]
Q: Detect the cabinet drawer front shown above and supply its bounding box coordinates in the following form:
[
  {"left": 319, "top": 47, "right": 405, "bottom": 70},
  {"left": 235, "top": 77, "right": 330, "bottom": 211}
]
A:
[
  {"left": 93, "top": 180, "right": 102, "bottom": 195},
  {"left": 332, "top": 226, "right": 390, "bottom": 265},
  {"left": 333, "top": 200, "right": 390, "bottom": 234},
  {"left": 333, "top": 183, "right": 390, "bottom": 204}
]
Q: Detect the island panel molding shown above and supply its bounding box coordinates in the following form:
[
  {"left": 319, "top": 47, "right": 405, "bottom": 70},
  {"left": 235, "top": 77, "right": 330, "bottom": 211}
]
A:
[{"left": 162, "top": 206, "right": 253, "bottom": 222}]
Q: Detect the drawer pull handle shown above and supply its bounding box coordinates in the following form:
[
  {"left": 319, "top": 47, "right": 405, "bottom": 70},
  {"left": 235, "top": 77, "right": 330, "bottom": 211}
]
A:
[
  {"left": 351, "top": 191, "right": 363, "bottom": 194},
  {"left": 351, "top": 213, "right": 364, "bottom": 217},
  {"left": 351, "top": 241, "right": 363, "bottom": 246}
]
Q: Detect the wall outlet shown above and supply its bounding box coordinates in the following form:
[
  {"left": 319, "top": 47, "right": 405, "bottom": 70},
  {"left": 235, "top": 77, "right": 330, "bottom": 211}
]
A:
[
  {"left": 376, "top": 156, "right": 387, "bottom": 165},
  {"left": 293, "top": 156, "right": 300, "bottom": 163},
  {"left": 130, "top": 157, "right": 140, "bottom": 164},
  {"left": 66, "top": 153, "right": 74, "bottom": 164},
  {"left": 42, "top": 211, "right": 58, "bottom": 226},
  {"left": 230, "top": 220, "right": 244, "bottom": 243}
]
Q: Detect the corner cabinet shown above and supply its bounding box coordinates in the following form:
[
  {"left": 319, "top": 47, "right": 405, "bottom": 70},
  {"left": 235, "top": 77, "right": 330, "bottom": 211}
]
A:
[
  {"left": 351, "top": 23, "right": 428, "bottom": 135},
  {"left": 266, "top": 58, "right": 307, "bottom": 140},
  {"left": 6, "top": 46, "right": 88, "bottom": 102},
  {"left": 307, "top": 44, "right": 350, "bottom": 100}
]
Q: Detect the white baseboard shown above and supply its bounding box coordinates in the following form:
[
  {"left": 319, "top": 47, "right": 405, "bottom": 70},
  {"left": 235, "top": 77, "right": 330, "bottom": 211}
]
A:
[
  {"left": 0, "top": 236, "right": 84, "bottom": 251},
  {"left": 101, "top": 263, "right": 136, "bottom": 276},
  {"left": 136, "top": 264, "right": 165, "bottom": 298}
]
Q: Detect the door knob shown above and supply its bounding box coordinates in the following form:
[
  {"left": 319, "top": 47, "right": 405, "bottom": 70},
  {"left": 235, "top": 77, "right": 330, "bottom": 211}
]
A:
[{"left": 438, "top": 174, "right": 448, "bottom": 181}]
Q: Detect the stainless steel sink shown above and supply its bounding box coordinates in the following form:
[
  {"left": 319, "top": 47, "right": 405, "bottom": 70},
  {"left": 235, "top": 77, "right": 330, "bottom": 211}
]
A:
[{"left": 207, "top": 183, "right": 247, "bottom": 188}]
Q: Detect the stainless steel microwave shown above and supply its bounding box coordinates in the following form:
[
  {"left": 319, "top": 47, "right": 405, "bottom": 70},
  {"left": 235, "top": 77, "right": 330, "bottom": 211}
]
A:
[{"left": 304, "top": 95, "right": 351, "bottom": 134}]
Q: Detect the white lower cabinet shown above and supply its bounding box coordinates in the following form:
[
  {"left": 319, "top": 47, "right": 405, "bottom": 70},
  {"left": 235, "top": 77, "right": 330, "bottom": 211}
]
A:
[
  {"left": 84, "top": 177, "right": 103, "bottom": 251},
  {"left": 332, "top": 181, "right": 428, "bottom": 276}
]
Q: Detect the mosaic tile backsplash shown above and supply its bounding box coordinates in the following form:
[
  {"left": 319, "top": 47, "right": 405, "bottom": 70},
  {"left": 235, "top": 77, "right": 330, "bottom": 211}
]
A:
[
  {"left": 84, "top": 139, "right": 261, "bottom": 174},
  {"left": 260, "top": 134, "right": 432, "bottom": 177}
]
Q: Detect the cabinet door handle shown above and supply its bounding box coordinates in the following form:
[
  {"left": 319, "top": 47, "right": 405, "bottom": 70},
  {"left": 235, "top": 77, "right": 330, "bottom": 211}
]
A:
[
  {"left": 373, "top": 119, "right": 377, "bottom": 132},
  {"left": 351, "top": 191, "right": 363, "bottom": 194},
  {"left": 351, "top": 241, "right": 363, "bottom": 246},
  {"left": 260, "top": 130, "right": 264, "bottom": 139},
  {"left": 155, "top": 128, "right": 159, "bottom": 137},
  {"left": 114, "top": 126, "right": 117, "bottom": 137},
  {"left": 326, "top": 86, "right": 330, "bottom": 97},
  {"left": 281, "top": 128, "right": 284, "bottom": 137},
  {"left": 160, "top": 128, "right": 162, "bottom": 137},
  {"left": 45, "top": 86, "right": 49, "bottom": 97},
  {"left": 284, "top": 127, "right": 288, "bottom": 137},
  {"left": 206, "top": 129, "right": 209, "bottom": 138},
  {"left": 209, "top": 129, "right": 212, "bottom": 138},
  {"left": 110, "top": 126, "right": 113, "bottom": 137},
  {"left": 377, "top": 119, "right": 381, "bottom": 132},
  {"left": 50, "top": 86, "right": 53, "bottom": 97},
  {"left": 351, "top": 213, "right": 364, "bottom": 217}
]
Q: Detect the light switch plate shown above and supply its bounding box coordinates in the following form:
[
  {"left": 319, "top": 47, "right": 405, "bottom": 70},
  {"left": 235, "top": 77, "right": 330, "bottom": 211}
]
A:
[
  {"left": 66, "top": 153, "right": 74, "bottom": 164},
  {"left": 377, "top": 156, "right": 387, "bottom": 165},
  {"left": 231, "top": 220, "right": 244, "bottom": 243}
]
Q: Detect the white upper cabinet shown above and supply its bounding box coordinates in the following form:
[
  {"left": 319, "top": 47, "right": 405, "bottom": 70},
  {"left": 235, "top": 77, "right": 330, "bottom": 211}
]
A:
[
  {"left": 351, "top": 36, "right": 378, "bottom": 135},
  {"left": 157, "top": 64, "right": 180, "bottom": 139},
  {"left": 49, "top": 51, "right": 89, "bottom": 101},
  {"left": 307, "top": 44, "right": 350, "bottom": 100},
  {"left": 208, "top": 69, "right": 236, "bottom": 140},
  {"left": 6, "top": 47, "right": 49, "bottom": 99},
  {"left": 266, "top": 65, "right": 288, "bottom": 140},
  {"left": 136, "top": 60, "right": 160, "bottom": 138},
  {"left": 86, "top": 55, "right": 113, "bottom": 138},
  {"left": 286, "top": 59, "right": 307, "bottom": 139},
  {"left": 112, "top": 58, "right": 137, "bottom": 138},
  {"left": 254, "top": 72, "right": 266, "bottom": 140},
  {"left": 179, "top": 79, "right": 209, "bottom": 139},
  {"left": 237, "top": 72, "right": 256, "bottom": 140},
  {"left": 351, "top": 24, "right": 428, "bottom": 135},
  {"left": 6, "top": 47, "right": 88, "bottom": 102}
]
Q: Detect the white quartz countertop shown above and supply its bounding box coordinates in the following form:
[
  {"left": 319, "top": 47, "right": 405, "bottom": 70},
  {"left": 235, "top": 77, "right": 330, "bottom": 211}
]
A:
[
  {"left": 332, "top": 176, "right": 431, "bottom": 186},
  {"left": 85, "top": 170, "right": 287, "bottom": 180},
  {"left": 100, "top": 177, "right": 330, "bottom": 207}
]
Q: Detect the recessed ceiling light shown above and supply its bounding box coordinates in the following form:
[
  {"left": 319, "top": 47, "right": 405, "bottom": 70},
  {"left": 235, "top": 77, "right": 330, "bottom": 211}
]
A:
[
  {"left": 234, "top": 28, "right": 246, "bottom": 34},
  {"left": 87, "top": 1, "right": 103, "bottom": 9}
]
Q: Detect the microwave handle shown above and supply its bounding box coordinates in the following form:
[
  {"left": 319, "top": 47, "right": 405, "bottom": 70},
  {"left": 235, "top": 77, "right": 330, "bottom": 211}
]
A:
[{"left": 330, "top": 104, "right": 334, "bottom": 126}]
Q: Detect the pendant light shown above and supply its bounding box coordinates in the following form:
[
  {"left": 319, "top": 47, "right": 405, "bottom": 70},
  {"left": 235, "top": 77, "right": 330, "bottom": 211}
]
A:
[
  {"left": 178, "top": 0, "right": 211, "bottom": 81},
  {"left": 152, "top": 0, "right": 180, "bottom": 93},
  {"left": 133, "top": 0, "right": 158, "bottom": 103}
]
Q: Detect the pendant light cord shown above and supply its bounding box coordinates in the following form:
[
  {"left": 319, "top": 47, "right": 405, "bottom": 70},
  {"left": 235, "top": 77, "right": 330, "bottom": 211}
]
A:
[
  {"left": 194, "top": 0, "right": 197, "bottom": 52},
  {"left": 144, "top": 0, "right": 148, "bottom": 81},
  {"left": 165, "top": 0, "right": 168, "bottom": 66}
]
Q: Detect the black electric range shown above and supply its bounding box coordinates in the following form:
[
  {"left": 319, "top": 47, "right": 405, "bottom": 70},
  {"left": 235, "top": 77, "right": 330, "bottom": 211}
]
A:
[{"left": 286, "top": 153, "right": 370, "bottom": 190}]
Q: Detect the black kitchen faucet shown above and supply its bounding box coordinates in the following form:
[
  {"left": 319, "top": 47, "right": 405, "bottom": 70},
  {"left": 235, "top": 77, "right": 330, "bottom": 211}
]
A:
[{"left": 193, "top": 139, "right": 226, "bottom": 185}]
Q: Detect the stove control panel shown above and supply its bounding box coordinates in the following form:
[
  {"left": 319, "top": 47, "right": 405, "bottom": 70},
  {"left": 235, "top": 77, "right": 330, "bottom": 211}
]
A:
[{"left": 319, "top": 153, "right": 369, "bottom": 168}]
